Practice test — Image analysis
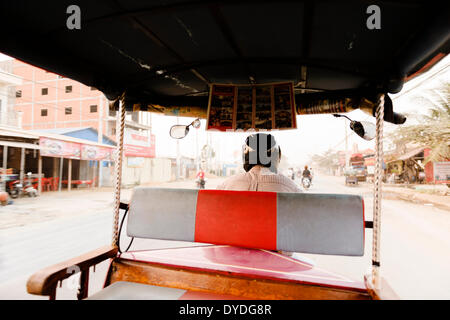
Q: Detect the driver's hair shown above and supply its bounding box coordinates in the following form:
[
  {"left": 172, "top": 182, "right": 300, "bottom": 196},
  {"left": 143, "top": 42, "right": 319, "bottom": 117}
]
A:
[{"left": 242, "top": 133, "right": 281, "bottom": 173}]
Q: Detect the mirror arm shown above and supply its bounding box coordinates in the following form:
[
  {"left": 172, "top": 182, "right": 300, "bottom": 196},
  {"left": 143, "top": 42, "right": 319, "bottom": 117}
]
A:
[{"left": 332, "top": 114, "right": 353, "bottom": 122}]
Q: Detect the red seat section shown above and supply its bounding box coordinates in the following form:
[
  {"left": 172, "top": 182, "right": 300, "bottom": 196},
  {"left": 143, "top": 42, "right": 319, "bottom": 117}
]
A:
[{"left": 195, "top": 190, "right": 277, "bottom": 250}]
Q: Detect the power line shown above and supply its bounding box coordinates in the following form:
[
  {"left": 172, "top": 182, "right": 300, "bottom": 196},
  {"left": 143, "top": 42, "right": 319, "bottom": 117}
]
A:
[{"left": 393, "top": 64, "right": 450, "bottom": 100}]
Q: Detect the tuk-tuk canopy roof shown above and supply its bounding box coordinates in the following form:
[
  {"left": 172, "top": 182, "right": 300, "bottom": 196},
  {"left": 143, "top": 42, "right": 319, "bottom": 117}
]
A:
[{"left": 0, "top": 1, "right": 448, "bottom": 110}]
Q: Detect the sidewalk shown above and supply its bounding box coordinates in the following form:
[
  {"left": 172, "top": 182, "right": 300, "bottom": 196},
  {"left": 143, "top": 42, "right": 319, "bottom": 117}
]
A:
[
  {"left": 382, "top": 185, "right": 450, "bottom": 211},
  {"left": 0, "top": 188, "right": 116, "bottom": 230},
  {"left": 319, "top": 174, "right": 449, "bottom": 212},
  {"left": 0, "top": 177, "right": 226, "bottom": 230}
]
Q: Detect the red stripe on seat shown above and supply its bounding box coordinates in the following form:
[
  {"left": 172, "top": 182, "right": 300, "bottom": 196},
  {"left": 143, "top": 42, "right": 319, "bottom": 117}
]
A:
[{"left": 194, "top": 190, "right": 277, "bottom": 250}]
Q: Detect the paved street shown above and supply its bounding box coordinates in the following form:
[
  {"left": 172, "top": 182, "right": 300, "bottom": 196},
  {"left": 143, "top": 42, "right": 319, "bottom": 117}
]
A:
[
  {"left": 0, "top": 174, "right": 449, "bottom": 299},
  {"left": 298, "top": 174, "right": 450, "bottom": 300}
]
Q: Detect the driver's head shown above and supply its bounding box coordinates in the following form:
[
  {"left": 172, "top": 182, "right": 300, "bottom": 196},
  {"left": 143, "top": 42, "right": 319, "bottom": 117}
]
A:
[
  {"left": 242, "top": 133, "right": 281, "bottom": 173},
  {"left": 304, "top": 165, "right": 308, "bottom": 170}
]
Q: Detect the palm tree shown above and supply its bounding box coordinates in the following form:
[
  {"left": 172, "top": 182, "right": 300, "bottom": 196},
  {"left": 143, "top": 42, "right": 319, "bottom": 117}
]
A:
[{"left": 388, "top": 82, "right": 450, "bottom": 164}]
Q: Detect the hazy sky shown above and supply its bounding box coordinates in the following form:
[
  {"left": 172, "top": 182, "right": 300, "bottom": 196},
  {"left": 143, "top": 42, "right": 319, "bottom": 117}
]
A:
[{"left": 1, "top": 53, "right": 448, "bottom": 166}]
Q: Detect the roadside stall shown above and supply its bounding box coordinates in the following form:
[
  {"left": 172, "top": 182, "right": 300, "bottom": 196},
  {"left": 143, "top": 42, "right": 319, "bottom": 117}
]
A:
[
  {"left": 0, "top": 126, "right": 41, "bottom": 197},
  {"left": 37, "top": 133, "right": 115, "bottom": 192},
  {"left": 386, "top": 147, "right": 428, "bottom": 184}
]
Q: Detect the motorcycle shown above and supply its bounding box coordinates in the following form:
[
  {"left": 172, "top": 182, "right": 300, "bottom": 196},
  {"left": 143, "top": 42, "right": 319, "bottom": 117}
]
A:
[
  {"left": 8, "top": 181, "right": 20, "bottom": 198},
  {"left": 8, "top": 173, "right": 38, "bottom": 198},
  {"left": 196, "top": 178, "right": 206, "bottom": 189},
  {"left": 302, "top": 177, "right": 311, "bottom": 190}
]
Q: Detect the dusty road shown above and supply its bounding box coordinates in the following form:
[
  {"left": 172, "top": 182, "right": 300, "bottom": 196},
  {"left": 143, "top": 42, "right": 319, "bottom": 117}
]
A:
[
  {"left": 0, "top": 175, "right": 449, "bottom": 299},
  {"left": 299, "top": 174, "right": 450, "bottom": 300}
]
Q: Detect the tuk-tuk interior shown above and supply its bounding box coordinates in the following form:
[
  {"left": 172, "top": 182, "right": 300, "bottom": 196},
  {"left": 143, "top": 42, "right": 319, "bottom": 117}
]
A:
[
  {"left": 1, "top": 1, "right": 448, "bottom": 300},
  {"left": 28, "top": 187, "right": 371, "bottom": 300}
]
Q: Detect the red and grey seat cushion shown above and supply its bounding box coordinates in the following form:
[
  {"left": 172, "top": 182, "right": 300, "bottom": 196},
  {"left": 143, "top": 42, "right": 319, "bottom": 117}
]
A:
[{"left": 127, "top": 188, "right": 365, "bottom": 256}]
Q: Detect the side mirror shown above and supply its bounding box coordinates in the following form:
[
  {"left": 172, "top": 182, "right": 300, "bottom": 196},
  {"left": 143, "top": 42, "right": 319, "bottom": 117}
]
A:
[
  {"left": 192, "top": 119, "right": 201, "bottom": 129},
  {"left": 350, "top": 121, "right": 376, "bottom": 141},
  {"left": 333, "top": 114, "right": 376, "bottom": 141},
  {"left": 170, "top": 125, "right": 189, "bottom": 139},
  {"left": 169, "top": 118, "right": 201, "bottom": 139}
]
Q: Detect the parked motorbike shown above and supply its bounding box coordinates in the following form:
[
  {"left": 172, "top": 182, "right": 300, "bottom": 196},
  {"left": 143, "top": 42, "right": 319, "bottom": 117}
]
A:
[
  {"left": 23, "top": 180, "right": 38, "bottom": 197},
  {"left": 8, "top": 181, "right": 20, "bottom": 199},
  {"left": 8, "top": 173, "right": 38, "bottom": 198}
]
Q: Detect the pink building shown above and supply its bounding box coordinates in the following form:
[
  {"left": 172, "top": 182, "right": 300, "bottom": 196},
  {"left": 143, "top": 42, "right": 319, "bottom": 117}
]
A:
[{"left": 12, "top": 60, "right": 151, "bottom": 140}]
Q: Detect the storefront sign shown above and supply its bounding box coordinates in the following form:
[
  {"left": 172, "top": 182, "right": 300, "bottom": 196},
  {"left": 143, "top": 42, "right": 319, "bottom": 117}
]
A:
[
  {"left": 81, "top": 145, "right": 114, "bottom": 161},
  {"left": 434, "top": 162, "right": 450, "bottom": 184},
  {"left": 124, "top": 129, "right": 155, "bottom": 158},
  {"left": 40, "top": 137, "right": 114, "bottom": 161},
  {"left": 39, "top": 137, "right": 81, "bottom": 159}
]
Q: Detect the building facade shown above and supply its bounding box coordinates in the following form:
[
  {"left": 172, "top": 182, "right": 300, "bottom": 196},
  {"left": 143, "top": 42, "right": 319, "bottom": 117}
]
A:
[
  {"left": 11, "top": 59, "right": 152, "bottom": 140},
  {"left": 0, "top": 60, "right": 177, "bottom": 189},
  {"left": 0, "top": 60, "right": 22, "bottom": 127}
]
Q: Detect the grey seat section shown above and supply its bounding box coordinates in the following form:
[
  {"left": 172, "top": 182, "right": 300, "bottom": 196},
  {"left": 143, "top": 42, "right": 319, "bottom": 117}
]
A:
[
  {"left": 127, "top": 187, "right": 198, "bottom": 241},
  {"left": 277, "top": 193, "right": 364, "bottom": 256},
  {"left": 86, "top": 281, "right": 186, "bottom": 300}
]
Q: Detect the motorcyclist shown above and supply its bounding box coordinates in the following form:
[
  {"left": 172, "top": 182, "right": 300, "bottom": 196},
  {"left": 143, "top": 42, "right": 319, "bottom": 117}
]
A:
[
  {"left": 217, "top": 133, "right": 301, "bottom": 192},
  {"left": 302, "top": 165, "right": 312, "bottom": 182},
  {"left": 196, "top": 169, "right": 206, "bottom": 189}
]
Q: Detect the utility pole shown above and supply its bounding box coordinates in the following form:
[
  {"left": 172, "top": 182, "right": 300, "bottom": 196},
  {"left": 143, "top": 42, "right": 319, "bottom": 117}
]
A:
[
  {"left": 345, "top": 122, "right": 349, "bottom": 169},
  {"left": 2, "top": 146, "right": 7, "bottom": 192},
  {"left": 195, "top": 127, "right": 199, "bottom": 171},
  {"left": 176, "top": 116, "right": 180, "bottom": 180}
]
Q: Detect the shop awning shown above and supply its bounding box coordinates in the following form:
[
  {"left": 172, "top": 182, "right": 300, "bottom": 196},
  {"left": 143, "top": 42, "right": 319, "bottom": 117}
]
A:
[
  {"left": 0, "top": 127, "right": 40, "bottom": 140},
  {"left": 397, "top": 147, "right": 425, "bottom": 161},
  {"left": 0, "top": 140, "right": 41, "bottom": 150}
]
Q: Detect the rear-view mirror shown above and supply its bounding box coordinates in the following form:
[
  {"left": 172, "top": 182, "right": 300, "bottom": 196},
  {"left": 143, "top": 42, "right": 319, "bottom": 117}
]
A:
[
  {"left": 350, "top": 121, "right": 376, "bottom": 141},
  {"left": 169, "top": 125, "right": 189, "bottom": 139}
]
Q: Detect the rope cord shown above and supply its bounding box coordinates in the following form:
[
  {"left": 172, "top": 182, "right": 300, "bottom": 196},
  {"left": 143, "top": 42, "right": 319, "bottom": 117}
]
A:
[
  {"left": 371, "top": 94, "right": 384, "bottom": 289},
  {"left": 117, "top": 206, "right": 134, "bottom": 254},
  {"left": 112, "top": 98, "right": 126, "bottom": 246}
]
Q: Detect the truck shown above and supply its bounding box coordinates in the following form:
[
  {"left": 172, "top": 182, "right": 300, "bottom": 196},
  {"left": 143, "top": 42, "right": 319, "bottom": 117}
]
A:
[{"left": 349, "top": 153, "right": 367, "bottom": 182}]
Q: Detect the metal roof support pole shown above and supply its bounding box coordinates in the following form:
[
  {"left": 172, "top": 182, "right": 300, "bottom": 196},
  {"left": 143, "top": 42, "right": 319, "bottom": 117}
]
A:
[
  {"left": 68, "top": 159, "right": 72, "bottom": 192},
  {"left": 1, "top": 146, "right": 7, "bottom": 192},
  {"left": 20, "top": 148, "right": 25, "bottom": 187},
  {"left": 371, "top": 94, "right": 384, "bottom": 290},
  {"left": 112, "top": 97, "right": 126, "bottom": 247},
  {"left": 58, "top": 157, "right": 63, "bottom": 192},
  {"left": 37, "top": 153, "right": 42, "bottom": 194}
]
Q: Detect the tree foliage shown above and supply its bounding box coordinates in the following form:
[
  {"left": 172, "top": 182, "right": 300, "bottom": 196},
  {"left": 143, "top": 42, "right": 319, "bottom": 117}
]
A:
[
  {"left": 310, "top": 149, "right": 341, "bottom": 170},
  {"left": 387, "top": 82, "right": 450, "bottom": 163}
]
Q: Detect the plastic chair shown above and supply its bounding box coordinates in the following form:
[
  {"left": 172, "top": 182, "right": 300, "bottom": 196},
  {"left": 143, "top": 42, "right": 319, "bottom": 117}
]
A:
[{"left": 51, "top": 177, "right": 60, "bottom": 191}]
